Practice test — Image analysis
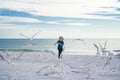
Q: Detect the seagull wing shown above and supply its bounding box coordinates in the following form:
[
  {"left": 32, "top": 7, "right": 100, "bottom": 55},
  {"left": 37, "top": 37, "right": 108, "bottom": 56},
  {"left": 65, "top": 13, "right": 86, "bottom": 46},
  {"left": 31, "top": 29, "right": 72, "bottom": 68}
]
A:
[
  {"left": 94, "top": 43, "right": 99, "bottom": 49},
  {"left": 98, "top": 43, "right": 103, "bottom": 50},
  {"left": 0, "top": 54, "right": 5, "bottom": 60},
  {"left": 19, "top": 33, "right": 30, "bottom": 39},
  {"left": 31, "top": 31, "right": 40, "bottom": 40},
  {"left": 104, "top": 41, "right": 107, "bottom": 49},
  {"left": 80, "top": 39, "right": 86, "bottom": 46}
]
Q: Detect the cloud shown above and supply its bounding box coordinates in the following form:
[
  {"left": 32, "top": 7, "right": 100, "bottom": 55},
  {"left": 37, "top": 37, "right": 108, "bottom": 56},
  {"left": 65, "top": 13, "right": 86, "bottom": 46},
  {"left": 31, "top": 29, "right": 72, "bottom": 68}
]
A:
[
  {"left": 0, "top": 24, "right": 18, "bottom": 29},
  {"left": 0, "top": 24, "right": 33, "bottom": 31},
  {"left": 45, "top": 21, "right": 59, "bottom": 24},
  {"left": 0, "top": 16, "right": 42, "bottom": 23},
  {"left": 42, "top": 20, "right": 91, "bottom": 26},
  {"left": 0, "top": 0, "right": 120, "bottom": 20},
  {"left": 65, "top": 22, "right": 91, "bottom": 26},
  {"left": 0, "top": 23, "right": 41, "bottom": 32},
  {"left": 0, "top": 23, "right": 28, "bottom": 30},
  {"left": 66, "top": 23, "right": 90, "bottom": 26},
  {"left": 58, "top": 20, "right": 73, "bottom": 22}
]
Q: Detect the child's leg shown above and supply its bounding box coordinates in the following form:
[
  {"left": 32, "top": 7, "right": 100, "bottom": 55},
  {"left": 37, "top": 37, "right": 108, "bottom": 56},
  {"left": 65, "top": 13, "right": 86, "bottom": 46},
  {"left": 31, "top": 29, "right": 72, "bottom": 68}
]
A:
[{"left": 58, "top": 48, "right": 63, "bottom": 59}]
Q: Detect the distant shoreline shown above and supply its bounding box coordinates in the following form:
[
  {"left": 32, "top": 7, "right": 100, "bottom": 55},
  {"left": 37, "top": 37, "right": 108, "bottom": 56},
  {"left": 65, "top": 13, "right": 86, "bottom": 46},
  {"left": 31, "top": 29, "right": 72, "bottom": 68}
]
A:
[{"left": 0, "top": 38, "right": 120, "bottom": 39}]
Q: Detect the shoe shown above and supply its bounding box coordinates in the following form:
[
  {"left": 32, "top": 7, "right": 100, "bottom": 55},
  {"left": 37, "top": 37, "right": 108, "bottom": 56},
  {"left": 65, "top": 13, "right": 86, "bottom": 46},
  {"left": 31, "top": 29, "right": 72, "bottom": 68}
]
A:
[{"left": 59, "top": 58, "right": 62, "bottom": 61}]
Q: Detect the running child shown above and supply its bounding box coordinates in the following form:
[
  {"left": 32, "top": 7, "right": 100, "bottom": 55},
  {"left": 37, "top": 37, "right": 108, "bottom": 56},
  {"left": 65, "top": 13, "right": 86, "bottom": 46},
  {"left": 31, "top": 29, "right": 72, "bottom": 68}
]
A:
[{"left": 54, "top": 36, "right": 64, "bottom": 59}]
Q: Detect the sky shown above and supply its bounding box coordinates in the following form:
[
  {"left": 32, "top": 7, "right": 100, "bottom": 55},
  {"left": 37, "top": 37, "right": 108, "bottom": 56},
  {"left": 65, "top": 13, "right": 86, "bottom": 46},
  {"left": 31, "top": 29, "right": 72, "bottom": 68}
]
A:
[{"left": 0, "top": 0, "right": 120, "bottom": 38}]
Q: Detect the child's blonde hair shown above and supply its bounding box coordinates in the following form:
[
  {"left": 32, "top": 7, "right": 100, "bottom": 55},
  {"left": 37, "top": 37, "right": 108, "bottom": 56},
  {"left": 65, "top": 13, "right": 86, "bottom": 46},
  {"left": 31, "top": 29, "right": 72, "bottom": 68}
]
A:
[{"left": 59, "top": 36, "right": 64, "bottom": 40}]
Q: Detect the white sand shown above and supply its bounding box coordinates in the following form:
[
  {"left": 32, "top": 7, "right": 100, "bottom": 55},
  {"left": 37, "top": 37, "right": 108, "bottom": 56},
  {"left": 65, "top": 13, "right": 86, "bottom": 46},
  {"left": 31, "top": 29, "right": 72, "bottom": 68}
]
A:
[{"left": 0, "top": 51, "right": 120, "bottom": 80}]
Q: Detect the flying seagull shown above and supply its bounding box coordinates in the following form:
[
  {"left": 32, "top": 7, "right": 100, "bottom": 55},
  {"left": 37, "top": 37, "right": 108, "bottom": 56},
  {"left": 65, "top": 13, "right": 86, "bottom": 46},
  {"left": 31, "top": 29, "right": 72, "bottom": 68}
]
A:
[
  {"left": 19, "top": 31, "right": 40, "bottom": 40},
  {"left": 76, "top": 39, "right": 86, "bottom": 46}
]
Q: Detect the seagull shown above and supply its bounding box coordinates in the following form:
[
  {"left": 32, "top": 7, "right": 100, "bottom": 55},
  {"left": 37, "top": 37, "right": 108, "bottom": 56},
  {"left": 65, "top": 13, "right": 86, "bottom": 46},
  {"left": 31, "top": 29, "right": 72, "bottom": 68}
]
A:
[
  {"left": 103, "top": 41, "right": 107, "bottom": 49},
  {"left": 19, "top": 31, "right": 40, "bottom": 40},
  {"left": 98, "top": 41, "right": 107, "bottom": 50},
  {"left": 19, "top": 31, "right": 40, "bottom": 47},
  {"left": 0, "top": 54, "right": 5, "bottom": 60},
  {"left": 75, "top": 39, "right": 86, "bottom": 46},
  {"left": 0, "top": 54, "right": 11, "bottom": 64}
]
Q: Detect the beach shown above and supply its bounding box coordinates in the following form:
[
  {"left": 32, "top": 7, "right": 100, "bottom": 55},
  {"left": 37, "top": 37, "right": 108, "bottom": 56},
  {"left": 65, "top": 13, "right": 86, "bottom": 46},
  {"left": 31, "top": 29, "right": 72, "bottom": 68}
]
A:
[
  {"left": 1, "top": 0, "right": 120, "bottom": 80},
  {"left": 0, "top": 51, "right": 120, "bottom": 80}
]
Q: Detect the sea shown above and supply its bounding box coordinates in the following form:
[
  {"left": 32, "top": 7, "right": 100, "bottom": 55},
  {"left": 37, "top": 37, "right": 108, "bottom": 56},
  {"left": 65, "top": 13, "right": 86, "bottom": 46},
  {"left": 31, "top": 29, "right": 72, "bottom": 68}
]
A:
[{"left": 0, "top": 38, "right": 120, "bottom": 55}]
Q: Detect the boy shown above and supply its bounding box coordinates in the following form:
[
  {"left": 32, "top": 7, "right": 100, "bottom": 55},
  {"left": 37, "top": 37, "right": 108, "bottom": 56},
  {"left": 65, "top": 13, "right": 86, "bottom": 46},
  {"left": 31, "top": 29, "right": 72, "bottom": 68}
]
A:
[{"left": 54, "top": 36, "right": 64, "bottom": 59}]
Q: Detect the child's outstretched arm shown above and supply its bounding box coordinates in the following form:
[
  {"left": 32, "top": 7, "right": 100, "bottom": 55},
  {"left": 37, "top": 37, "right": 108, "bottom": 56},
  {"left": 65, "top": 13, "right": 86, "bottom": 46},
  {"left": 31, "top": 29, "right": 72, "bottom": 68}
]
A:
[{"left": 54, "top": 42, "right": 57, "bottom": 46}]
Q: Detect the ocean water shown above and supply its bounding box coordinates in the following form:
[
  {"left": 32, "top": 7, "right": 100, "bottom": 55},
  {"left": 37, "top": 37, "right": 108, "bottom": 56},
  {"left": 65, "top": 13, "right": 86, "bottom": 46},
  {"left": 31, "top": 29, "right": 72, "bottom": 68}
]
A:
[{"left": 0, "top": 38, "right": 120, "bottom": 55}]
